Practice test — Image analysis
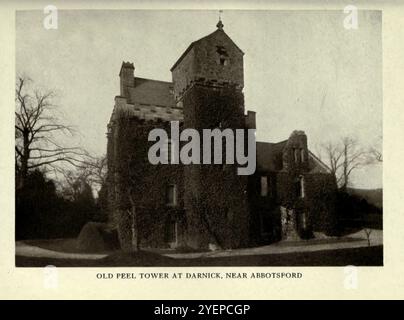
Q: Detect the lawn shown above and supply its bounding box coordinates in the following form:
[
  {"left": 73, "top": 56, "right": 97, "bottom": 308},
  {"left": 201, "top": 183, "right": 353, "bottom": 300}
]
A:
[{"left": 16, "top": 245, "right": 383, "bottom": 267}]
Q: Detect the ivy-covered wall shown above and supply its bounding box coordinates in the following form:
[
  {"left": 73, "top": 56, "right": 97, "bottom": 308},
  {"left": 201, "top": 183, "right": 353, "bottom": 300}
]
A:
[
  {"left": 181, "top": 84, "right": 250, "bottom": 249},
  {"left": 106, "top": 88, "right": 337, "bottom": 250},
  {"left": 248, "top": 169, "right": 338, "bottom": 245},
  {"left": 108, "top": 116, "right": 185, "bottom": 250}
]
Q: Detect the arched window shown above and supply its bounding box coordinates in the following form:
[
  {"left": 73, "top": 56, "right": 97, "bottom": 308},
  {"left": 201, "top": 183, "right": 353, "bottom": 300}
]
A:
[{"left": 300, "top": 149, "right": 305, "bottom": 162}]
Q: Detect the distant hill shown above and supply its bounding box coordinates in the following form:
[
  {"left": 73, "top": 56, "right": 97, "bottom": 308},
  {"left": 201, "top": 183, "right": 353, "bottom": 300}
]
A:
[{"left": 347, "top": 188, "right": 383, "bottom": 209}]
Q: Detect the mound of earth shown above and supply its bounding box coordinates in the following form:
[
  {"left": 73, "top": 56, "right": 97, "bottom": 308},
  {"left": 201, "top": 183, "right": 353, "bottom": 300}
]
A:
[{"left": 77, "top": 222, "right": 120, "bottom": 253}]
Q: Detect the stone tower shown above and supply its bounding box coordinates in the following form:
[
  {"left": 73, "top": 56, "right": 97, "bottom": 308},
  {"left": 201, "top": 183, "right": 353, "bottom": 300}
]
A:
[{"left": 171, "top": 20, "right": 249, "bottom": 249}]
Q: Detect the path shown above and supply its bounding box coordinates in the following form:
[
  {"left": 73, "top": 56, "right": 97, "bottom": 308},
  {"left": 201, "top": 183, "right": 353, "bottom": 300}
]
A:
[
  {"left": 16, "top": 242, "right": 108, "bottom": 260},
  {"left": 163, "top": 229, "right": 383, "bottom": 259},
  {"left": 15, "top": 229, "right": 382, "bottom": 261}
]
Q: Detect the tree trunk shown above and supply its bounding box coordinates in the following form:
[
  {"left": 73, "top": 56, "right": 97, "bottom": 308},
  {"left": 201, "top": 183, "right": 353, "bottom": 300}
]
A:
[
  {"left": 342, "top": 144, "right": 348, "bottom": 190},
  {"left": 17, "top": 132, "right": 30, "bottom": 190}
]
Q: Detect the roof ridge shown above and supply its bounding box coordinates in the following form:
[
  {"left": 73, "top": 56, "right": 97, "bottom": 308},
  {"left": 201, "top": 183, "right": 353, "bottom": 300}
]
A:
[
  {"left": 256, "top": 139, "right": 288, "bottom": 145},
  {"left": 170, "top": 28, "right": 244, "bottom": 72},
  {"left": 134, "top": 77, "right": 173, "bottom": 85}
]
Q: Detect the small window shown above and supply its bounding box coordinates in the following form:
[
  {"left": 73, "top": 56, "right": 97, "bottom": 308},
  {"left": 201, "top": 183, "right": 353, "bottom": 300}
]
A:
[
  {"left": 294, "top": 148, "right": 299, "bottom": 163},
  {"left": 166, "top": 184, "right": 177, "bottom": 206},
  {"left": 216, "top": 46, "right": 229, "bottom": 66},
  {"left": 300, "top": 176, "right": 305, "bottom": 198},
  {"left": 300, "top": 149, "right": 305, "bottom": 162},
  {"left": 162, "top": 139, "right": 175, "bottom": 163},
  {"left": 219, "top": 57, "right": 228, "bottom": 66},
  {"left": 260, "top": 176, "right": 268, "bottom": 197},
  {"left": 296, "top": 175, "right": 305, "bottom": 199}
]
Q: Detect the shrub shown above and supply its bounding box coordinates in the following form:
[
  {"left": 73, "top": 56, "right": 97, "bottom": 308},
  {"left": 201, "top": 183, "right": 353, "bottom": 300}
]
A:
[{"left": 77, "top": 222, "right": 120, "bottom": 253}]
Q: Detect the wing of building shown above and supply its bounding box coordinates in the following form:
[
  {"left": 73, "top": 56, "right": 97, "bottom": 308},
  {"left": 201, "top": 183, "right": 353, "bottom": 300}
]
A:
[{"left": 107, "top": 19, "right": 337, "bottom": 250}]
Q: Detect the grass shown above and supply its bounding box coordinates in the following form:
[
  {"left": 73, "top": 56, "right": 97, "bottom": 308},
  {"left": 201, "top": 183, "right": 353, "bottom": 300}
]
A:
[{"left": 16, "top": 245, "right": 383, "bottom": 267}]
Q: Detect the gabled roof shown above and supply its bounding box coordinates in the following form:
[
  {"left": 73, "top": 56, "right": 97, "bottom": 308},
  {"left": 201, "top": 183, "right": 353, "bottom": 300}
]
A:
[
  {"left": 307, "top": 150, "right": 332, "bottom": 174},
  {"left": 256, "top": 140, "right": 332, "bottom": 174},
  {"left": 129, "top": 77, "right": 175, "bottom": 108},
  {"left": 170, "top": 29, "right": 244, "bottom": 72},
  {"left": 256, "top": 140, "right": 288, "bottom": 172}
]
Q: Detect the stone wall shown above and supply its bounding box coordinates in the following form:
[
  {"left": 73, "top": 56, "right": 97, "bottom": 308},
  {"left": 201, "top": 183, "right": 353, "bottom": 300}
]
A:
[
  {"left": 181, "top": 84, "right": 250, "bottom": 249},
  {"left": 248, "top": 168, "right": 338, "bottom": 244},
  {"left": 172, "top": 30, "right": 244, "bottom": 103},
  {"left": 107, "top": 115, "right": 185, "bottom": 249}
]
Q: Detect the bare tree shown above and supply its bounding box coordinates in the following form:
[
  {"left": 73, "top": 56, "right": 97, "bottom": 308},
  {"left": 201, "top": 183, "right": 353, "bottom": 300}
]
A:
[
  {"left": 368, "top": 135, "right": 382, "bottom": 163},
  {"left": 53, "top": 155, "right": 107, "bottom": 202},
  {"left": 370, "top": 148, "right": 383, "bottom": 163},
  {"left": 321, "top": 141, "right": 345, "bottom": 186},
  {"left": 321, "top": 137, "right": 370, "bottom": 190},
  {"left": 363, "top": 228, "right": 372, "bottom": 246},
  {"left": 15, "top": 76, "right": 87, "bottom": 189}
]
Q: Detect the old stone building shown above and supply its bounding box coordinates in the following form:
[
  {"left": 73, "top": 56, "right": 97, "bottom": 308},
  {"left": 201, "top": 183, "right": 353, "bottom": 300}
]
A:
[{"left": 106, "top": 20, "right": 337, "bottom": 250}]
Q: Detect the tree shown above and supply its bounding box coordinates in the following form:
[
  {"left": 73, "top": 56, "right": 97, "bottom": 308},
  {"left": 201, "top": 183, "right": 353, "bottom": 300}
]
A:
[
  {"left": 15, "top": 76, "right": 86, "bottom": 189},
  {"left": 363, "top": 228, "right": 372, "bottom": 246},
  {"left": 369, "top": 136, "right": 383, "bottom": 163},
  {"left": 370, "top": 148, "right": 383, "bottom": 163},
  {"left": 321, "top": 137, "right": 370, "bottom": 190},
  {"left": 55, "top": 155, "right": 107, "bottom": 200}
]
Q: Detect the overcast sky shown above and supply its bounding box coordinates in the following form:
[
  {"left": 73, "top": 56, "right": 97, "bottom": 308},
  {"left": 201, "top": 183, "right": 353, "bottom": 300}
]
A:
[{"left": 16, "top": 10, "right": 382, "bottom": 189}]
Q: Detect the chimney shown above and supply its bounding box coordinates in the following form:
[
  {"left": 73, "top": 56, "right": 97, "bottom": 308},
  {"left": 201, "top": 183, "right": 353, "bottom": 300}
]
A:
[
  {"left": 119, "top": 61, "right": 135, "bottom": 98},
  {"left": 245, "top": 110, "right": 256, "bottom": 129}
]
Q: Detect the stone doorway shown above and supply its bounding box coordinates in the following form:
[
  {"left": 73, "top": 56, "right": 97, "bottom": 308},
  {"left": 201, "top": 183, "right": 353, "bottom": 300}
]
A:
[{"left": 166, "top": 220, "right": 178, "bottom": 248}]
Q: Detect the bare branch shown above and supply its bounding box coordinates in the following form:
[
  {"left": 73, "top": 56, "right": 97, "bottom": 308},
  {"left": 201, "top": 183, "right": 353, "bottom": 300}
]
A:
[{"left": 15, "top": 75, "right": 84, "bottom": 189}]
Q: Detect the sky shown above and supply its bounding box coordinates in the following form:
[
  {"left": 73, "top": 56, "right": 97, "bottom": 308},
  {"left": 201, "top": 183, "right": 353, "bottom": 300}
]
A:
[{"left": 16, "top": 10, "right": 382, "bottom": 189}]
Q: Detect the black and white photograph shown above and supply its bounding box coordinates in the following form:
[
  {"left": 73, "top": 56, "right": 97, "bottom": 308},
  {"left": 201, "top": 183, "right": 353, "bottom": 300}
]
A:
[{"left": 14, "top": 9, "right": 383, "bottom": 267}]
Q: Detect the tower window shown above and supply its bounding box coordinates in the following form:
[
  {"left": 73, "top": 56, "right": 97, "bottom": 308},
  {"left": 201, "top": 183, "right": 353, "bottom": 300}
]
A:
[
  {"left": 216, "top": 45, "right": 229, "bottom": 66},
  {"left": 260, "top": 176, "right": 268, "bottom": 197},
  {"left": 166, "top": 184, "right": 177, "bottom": 206},
  {"left": 162, "top": 139, "right": 176, "bottom": 163},
  {"left": 300, "top": 149, "right": 305, "bottom": 162}
]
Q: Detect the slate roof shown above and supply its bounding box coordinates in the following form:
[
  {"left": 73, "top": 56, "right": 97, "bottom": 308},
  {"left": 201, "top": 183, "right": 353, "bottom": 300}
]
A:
[
  {"left": 129, "top": 77, "right": 176, "bottom": 108},
  {"left": 170, "top": 29, "right": 244, "bottom": 72},
  {"left": 256, "top": 140, "right": 331, "bottom": 173},
  {"left": 256, "top": 140, "right": 288, "bottom": 172}
]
